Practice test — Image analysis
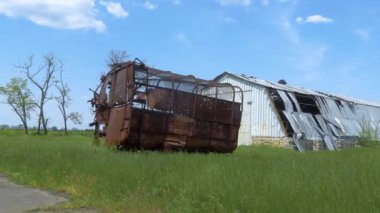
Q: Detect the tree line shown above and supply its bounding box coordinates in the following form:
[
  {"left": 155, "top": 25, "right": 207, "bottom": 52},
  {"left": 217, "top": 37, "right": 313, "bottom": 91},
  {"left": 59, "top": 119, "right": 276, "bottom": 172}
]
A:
[
  {"left": 0, "top": 53, "right": 82, "bottom": 135},
  {"left": 0, "top": 50, "right": 130, "bottom": 136}
]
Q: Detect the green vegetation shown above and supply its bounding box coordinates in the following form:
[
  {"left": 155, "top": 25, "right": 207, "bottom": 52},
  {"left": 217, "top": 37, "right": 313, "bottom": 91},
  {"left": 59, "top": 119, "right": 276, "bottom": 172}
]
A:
[
  {"left": 359, "top": 120, "right": 379, "bottom": 147},
  {"left": 1, "top": 130, "right": 380, "bottom": 212}
]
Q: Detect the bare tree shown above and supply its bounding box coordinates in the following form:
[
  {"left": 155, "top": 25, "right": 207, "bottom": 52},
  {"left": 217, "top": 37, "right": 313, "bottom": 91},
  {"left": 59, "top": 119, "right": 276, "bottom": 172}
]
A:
[
  {"left": 106, "top": 50, "right": 129, "bottom": 67},
  {"left": 17, "top": 53, "right": 57, "bottom": 135},
  {"left": 0, "top": 78, "right": 35, "bottom": 135},
  {"left": 55, "top": 67, "right": 82, "bottom": 135}
]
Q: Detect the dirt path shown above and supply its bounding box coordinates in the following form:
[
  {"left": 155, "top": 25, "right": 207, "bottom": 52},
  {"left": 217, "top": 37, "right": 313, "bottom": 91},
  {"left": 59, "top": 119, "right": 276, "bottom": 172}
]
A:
[{"left": 0, "top": 174, "right": 67, "bottom": 213}]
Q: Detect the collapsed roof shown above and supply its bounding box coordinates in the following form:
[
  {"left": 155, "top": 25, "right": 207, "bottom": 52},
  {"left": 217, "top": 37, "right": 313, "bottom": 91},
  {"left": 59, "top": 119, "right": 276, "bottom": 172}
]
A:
[{"left": 215, "top": 72, "right": 380, "bottom": 151}]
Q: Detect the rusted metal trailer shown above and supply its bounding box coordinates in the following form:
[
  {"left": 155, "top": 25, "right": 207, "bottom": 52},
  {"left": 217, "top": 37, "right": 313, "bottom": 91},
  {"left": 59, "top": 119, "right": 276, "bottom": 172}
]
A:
[{"left": 89, "top": 59, "right": 243, "bottom": 153}]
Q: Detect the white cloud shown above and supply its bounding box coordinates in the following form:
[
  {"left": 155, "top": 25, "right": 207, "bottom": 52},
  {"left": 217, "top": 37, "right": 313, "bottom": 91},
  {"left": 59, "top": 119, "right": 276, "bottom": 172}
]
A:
[
  {"left": 277, "top": 15, "right": 329, "bottom": 82},
  {"left": 296, "top": 15, "right": 333, "bottom": 24},
  {"left": 100, "top": 1, "right": 128, "bottom": 18},
  {"left": 0, "top": 0, "right": 106, "bottom": 32},
  {"left": 172, "top": 0, "right": 181, "bottom": 5},
  {"left": 216, "top": 0, "right": 251, "bottom": 6},
  {"left": 261, "top": 0, "right": 269, "bottom": 6},
  {"left": 143, "top": 1, "right": 157, "bottom": 10},
  {"left": 295, "top": 17, "right": 303, "bottom": 23},
  {"left": 305, "top": 15, "right": 333, "bottom": 23}
]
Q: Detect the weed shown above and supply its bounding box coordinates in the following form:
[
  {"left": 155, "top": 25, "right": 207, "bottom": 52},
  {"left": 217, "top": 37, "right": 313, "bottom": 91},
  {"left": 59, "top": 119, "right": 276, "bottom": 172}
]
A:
[{"left": 359, "top": 120, "right": 379, "bottom": 147}]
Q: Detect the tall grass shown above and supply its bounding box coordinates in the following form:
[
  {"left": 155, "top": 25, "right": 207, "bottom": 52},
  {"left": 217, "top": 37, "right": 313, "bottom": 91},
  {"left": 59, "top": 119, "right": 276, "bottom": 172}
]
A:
[
  {"left": 0, "top": 130, "right": 380, "bottom": 212},
  {"left": 359, "top": 120, "right": 379, "bottom": 147}
]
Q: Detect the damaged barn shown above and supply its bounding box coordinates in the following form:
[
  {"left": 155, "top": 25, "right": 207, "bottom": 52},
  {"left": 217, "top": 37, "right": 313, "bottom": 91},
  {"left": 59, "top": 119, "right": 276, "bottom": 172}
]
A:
[
  {"left": 215, "top": 72, "right": 380, "bottom": 151},
  {"left": 89, "top": 60, "right": 243, "bottom": 153}
]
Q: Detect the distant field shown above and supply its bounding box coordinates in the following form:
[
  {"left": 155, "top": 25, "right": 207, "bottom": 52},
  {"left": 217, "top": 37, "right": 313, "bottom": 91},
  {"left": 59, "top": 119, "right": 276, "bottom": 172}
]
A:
[{"left": 0, "top": 130, "right": 379, "bottom": 212}]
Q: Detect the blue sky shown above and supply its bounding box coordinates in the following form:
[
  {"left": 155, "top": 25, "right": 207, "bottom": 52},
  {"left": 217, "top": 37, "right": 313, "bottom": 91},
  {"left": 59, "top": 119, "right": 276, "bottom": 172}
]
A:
[{"left": 0, "top": 0, "right": 379, "bottom": 129}]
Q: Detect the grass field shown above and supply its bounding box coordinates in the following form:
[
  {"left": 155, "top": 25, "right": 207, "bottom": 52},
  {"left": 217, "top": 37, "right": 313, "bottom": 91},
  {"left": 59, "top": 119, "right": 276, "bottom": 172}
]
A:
[{"left": 0, "top": 130, "right": 380, "bottom": 212}]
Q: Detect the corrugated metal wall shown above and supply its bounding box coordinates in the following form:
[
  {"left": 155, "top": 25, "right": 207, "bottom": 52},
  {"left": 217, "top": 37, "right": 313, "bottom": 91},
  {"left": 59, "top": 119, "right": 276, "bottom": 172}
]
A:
[
  {"left": 316, "top": 96, "right": 380, "bottom": 137},
  {"left": 217, "top": 75, "right": 286, "bottom": 145}
]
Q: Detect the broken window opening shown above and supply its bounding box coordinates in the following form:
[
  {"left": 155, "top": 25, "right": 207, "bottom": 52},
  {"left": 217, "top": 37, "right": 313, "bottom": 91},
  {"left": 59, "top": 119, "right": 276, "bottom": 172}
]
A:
[{"left": 294, "top": 93, "right": 321, "bottom": 115}]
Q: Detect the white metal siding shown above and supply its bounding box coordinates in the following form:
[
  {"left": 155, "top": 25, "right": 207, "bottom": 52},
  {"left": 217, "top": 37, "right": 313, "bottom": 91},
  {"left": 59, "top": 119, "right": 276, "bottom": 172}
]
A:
[
  {"left": 217, "top": 75, "right": 286, "bottom": 145},
  {"left": 252, "top": 87, "right": 286, "bottom": 138}
]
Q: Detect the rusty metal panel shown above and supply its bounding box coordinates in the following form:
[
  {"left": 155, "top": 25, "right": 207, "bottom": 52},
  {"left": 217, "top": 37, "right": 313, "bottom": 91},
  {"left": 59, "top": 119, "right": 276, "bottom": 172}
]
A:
[
  {"left": 192, "top": 121, "right": 212, "bottom": 138},
  {"left": 139, "top": 132, "right": 166, "bottom": 149},
  {"left": 113, "top": 69, "right": 127, "bottom": 104},
  {"left": 167, "top": 116, "right": 195, "bottom": 136},
  {"left": 215, "top": 99, "right": 233, "bottom": 124},
  {"left": 90, "top": 60, "right": 243, "bottom": 153},
  {"left": 233, "top": 104, "right": 242, "bottom": 125},
  {"left": 173, "top": 91, "right": 195, "bottom": 117},
  {"left": 140, "top": 113, "right": 167, "bottom": 133},
  {"left": 185, "top": 137, "right": 209, "bottom": 150},
  {"left": 195, "top": 96, "right": 216, "bottom": 121},
  {"left": 105, "top": 107, "right": 126, "bottom": 146},
  {"left": 147, "top": 87, "right": 172, "bottom": 112},
  {"left": 211, "top": 123, "right": 230, "bottom": 140}
]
